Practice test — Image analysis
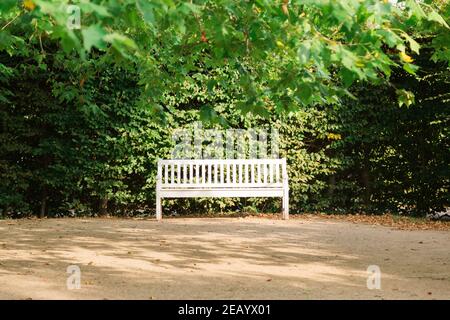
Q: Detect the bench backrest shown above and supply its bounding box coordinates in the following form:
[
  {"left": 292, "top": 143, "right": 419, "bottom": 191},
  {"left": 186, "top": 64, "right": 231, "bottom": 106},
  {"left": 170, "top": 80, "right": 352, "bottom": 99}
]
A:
[{"left": 157, "top": 159, "right": 287, "bottom": 188}]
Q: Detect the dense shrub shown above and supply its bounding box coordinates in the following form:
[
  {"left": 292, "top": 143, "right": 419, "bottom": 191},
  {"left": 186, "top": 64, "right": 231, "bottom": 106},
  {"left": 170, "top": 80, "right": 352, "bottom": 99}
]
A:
[{"left": 1, "top": 43, "right": 448, "bottom": 218}]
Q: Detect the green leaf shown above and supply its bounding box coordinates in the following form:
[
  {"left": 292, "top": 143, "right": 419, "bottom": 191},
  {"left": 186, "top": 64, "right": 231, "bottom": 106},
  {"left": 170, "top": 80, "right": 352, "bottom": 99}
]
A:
[
  {"left": 206, "top": 79, "right": 217, "bottom": 94},
  {"left": 199, "top": 105, "right": 218, "bottom": 123},
  {"left": 79, "top": 0, "right": 111, "bottom": 17},
  {"left": 377, "top": 29, "right": 402, "bottom": 48},
  {"left": 406, "top": 0, "right": 426, "bottom": 19},
  {"left": 179, "top": 2, "right": 201, "bottom": 15},
  {"left": 402, "top": 33, "right": 420, "bottom": 54},
  {"left": 0, "top": 0, "right": 16, "bottom": 12},
  {"left": 298, "top": 84, "right": 312, "bottom": 103},
  {"left": 82, "top": 24, "right": 107, "bottom": 52},
  {"left": 297, "top": 41, "right": 311, "bottom": 65},
  {"left": 104, "top": 33, "right": 138, "bottom": 58},
  {"left": 340, "top": 68, "right": 356, "bottom": 88},
  {"left": 137, "top": 0, "right": 156, "bottom": 25},
  {"left": 52, "top": 26, "right": 83, "bottom": 56},
  {"left": 403, "top": 63, "right": 419, "bottom": 75},
  {"left": 428, "top": 10, "right": 450, "bottom": 29},
  {"left": 396, "top": 89, "right": 415, "bottom": 107}
]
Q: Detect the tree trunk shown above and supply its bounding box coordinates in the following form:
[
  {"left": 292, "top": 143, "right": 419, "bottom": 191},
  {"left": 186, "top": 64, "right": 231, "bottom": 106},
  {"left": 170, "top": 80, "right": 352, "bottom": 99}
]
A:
[
  {"left": 328, "top": 174, "right": 336, "bottom": 197},
  {"left": 39, "top": 187, "right": 47, "bottom": 218},
  {"left": 361, "top": 163, "right": 371, "bottom": 208},
  {"left": 99, "top": 197, "right": 108, "bottom": 216}
]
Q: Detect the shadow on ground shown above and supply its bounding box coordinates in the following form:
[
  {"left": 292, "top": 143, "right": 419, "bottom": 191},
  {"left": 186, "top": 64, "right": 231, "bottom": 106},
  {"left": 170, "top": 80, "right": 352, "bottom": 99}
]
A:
[{"left": 0, "top": 217, "right": 448, "bottom": 299}]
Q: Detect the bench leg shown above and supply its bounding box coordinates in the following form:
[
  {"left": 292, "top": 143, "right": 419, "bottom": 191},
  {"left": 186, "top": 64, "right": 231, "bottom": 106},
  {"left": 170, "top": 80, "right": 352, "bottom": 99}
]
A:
[
  {"left": 282, "top": 192, "right": 289, "bottom": 220},
  {"left": 156, "top": 194, "right": 162, "bottom": 221}
]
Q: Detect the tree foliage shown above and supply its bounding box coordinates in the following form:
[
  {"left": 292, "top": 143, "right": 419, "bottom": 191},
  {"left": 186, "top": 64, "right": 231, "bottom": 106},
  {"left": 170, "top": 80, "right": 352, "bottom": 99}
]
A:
[{"left": 1, "top": 0, "right": 450, "bottom": 115}]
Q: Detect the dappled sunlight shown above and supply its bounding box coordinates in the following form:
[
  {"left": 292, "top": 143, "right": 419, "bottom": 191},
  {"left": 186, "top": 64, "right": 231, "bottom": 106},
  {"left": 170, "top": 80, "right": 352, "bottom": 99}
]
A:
[{"left": 0, "top": 218, "right": 449, "bottom": 299}]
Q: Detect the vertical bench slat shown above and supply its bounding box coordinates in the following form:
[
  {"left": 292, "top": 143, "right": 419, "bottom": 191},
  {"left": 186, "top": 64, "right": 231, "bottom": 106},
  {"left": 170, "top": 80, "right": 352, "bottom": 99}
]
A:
[
  {"left": 203, "top": 163, "right": 206, "bottom": 184},
  {"left": 157, "top": 162, "right": 162, "bottom": 184},
  {"left": 238, "top": 164, "right": 242, "bottom": 183},
  {"left": 156, "top": 162, "right": 162, "bottom": 220},
  {"left": 282, "top": 158, "right": 289, "bottom": 220},
  {"left": 263, "top": 163, "right": 267, "bottom": 184},
  {"left": 257, "top": 163, "right": 261, "bottom": 183},
  {"left": 197, "top": 163, "right": 200, "bottom": 184},
  {"left": 251, "top": 164, "right": 255, "bottom": 183},
  {"left": 214, "top": 163, "right": 218, "bottom": 183},
  {"left": 208, "top": 163, "right": 212, "bottom": 184},
  {"left": 164, "top": 164, "right": 168, "bottom": 184},
  {"left": 276, "top": 163, "right": 280, "bottom": 183},
  {"left": 269, "top": 163, "right": 273, "bottom": 183}
]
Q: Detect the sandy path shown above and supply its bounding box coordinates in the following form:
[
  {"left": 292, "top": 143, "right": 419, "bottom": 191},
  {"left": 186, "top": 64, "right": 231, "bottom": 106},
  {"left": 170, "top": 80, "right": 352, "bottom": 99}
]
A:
[{"left": 0, "top": 217, "right": 448, "bottom": 299}]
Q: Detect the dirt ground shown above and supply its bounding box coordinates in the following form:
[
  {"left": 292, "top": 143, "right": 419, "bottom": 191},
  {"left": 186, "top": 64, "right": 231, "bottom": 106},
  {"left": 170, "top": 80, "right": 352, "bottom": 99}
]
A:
[{"left": 0, "top": 216, "right": 449, "bottom": 300}]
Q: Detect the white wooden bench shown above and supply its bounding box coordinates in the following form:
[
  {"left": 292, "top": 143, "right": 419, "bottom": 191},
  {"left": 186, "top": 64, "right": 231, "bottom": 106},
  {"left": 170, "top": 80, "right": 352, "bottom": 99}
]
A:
[{"left": 156, "top": 159, "right": 289, "bottom": 220}]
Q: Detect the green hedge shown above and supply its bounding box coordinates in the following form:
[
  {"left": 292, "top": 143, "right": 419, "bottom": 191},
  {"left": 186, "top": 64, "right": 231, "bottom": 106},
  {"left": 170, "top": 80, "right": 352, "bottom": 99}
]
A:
[{"left": 1, "top": 47, "right": 448, "bottom": 218}]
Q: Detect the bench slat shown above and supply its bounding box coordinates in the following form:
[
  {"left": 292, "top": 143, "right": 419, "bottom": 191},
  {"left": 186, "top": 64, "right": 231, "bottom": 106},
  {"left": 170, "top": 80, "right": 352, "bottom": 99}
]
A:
[{"left": 160, "top": 183, "right": 283, "bottom": 188}]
